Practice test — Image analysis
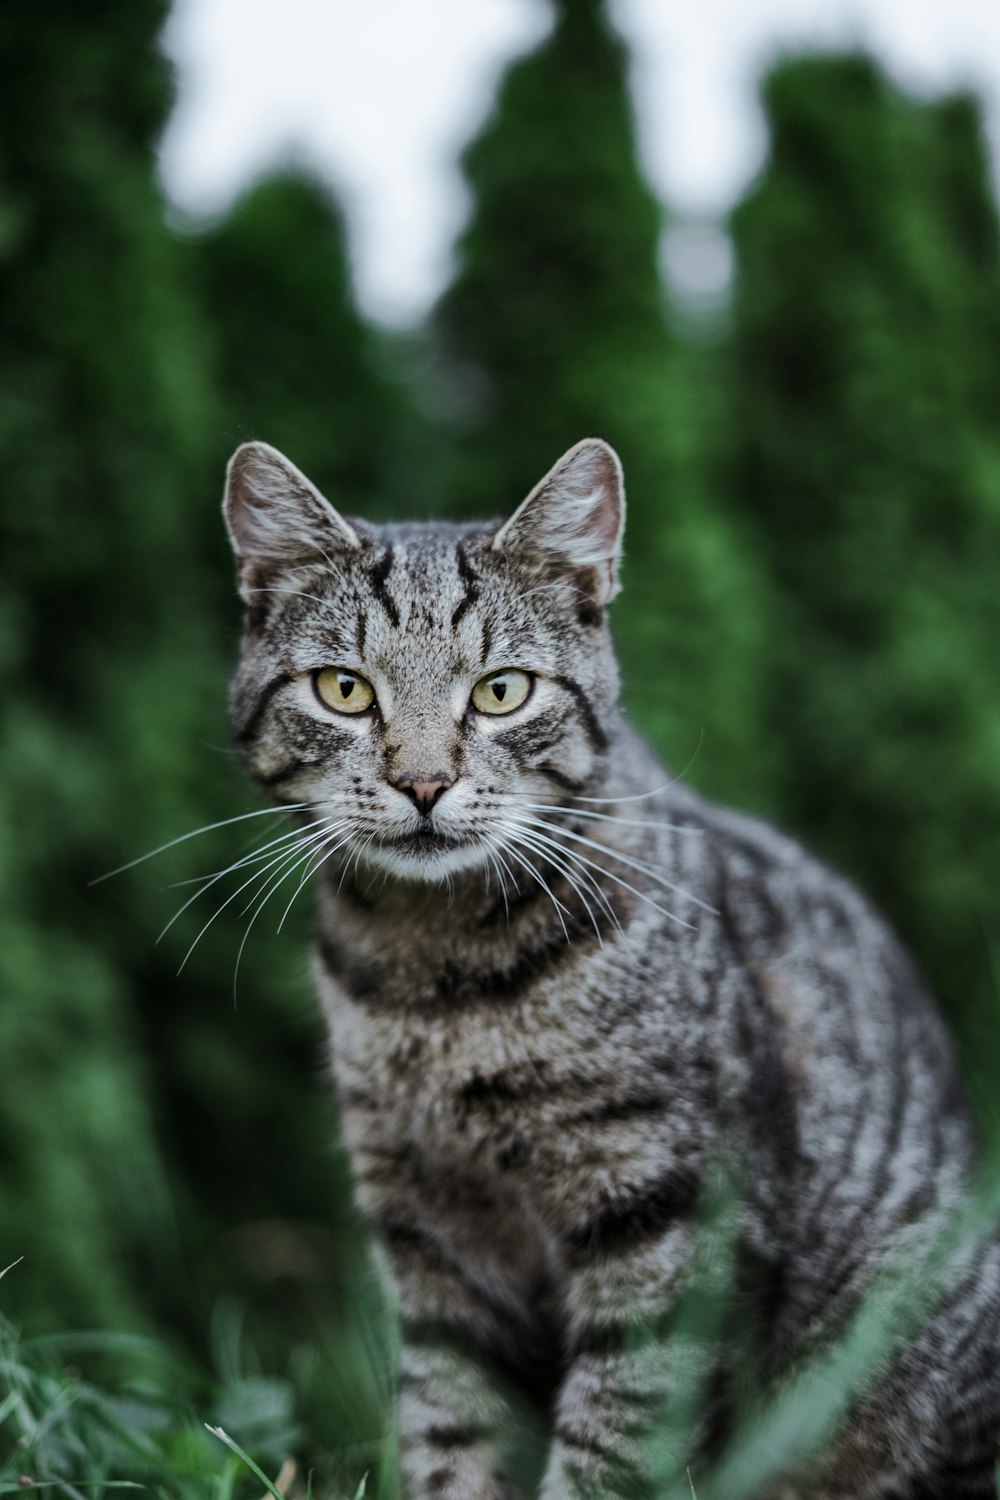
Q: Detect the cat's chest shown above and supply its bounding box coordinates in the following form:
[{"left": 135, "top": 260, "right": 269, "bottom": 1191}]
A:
[{"left": 325, "top": 979, "right": 579, "bottom": 1165}]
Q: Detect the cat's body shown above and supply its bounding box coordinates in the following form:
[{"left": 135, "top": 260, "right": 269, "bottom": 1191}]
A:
[{"left": 223, "top": 439, "right": 1000, "bottom": 1499}]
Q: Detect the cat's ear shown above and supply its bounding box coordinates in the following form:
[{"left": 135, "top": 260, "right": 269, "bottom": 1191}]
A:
[
  {"left": 222, "top": 440, "right": 361, "bottom": 601},
  {"left": 492, "top": 438, "right": 625, "bottom": 605}
]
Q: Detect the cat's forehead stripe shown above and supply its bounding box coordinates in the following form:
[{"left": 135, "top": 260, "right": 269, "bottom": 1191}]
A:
[
  {"left": 450, "top": 541, "right": 481, "bottom": 631},
  {"left": 367, "top": 543, "right": 401, "bottom": 629}
]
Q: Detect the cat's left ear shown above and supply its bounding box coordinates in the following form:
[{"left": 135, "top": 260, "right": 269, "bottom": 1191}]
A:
[
  {"left": 223, "top": 440, "right": 361, "bottom": 602},
  {"left": 492, "top": 438, "right": 625, "bottom": 605}
]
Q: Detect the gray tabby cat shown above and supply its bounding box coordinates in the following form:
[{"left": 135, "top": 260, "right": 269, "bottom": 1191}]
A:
[{"left": 222, "top": 436, "right": 1000, "bottom": 1500}]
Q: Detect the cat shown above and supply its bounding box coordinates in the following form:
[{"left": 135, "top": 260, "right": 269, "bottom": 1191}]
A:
[{"left": 222, "top": 436, "right": 1000, "bottom": 1500}]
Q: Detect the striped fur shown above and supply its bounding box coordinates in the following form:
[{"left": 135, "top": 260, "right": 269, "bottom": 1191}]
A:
[{"left": 224, "top": 439, "right": 1000, "bottom": 1499}]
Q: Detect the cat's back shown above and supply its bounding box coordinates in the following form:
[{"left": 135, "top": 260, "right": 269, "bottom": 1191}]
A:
[{"left": 673, "top": 773, "right": 978, "bottom": 1316}]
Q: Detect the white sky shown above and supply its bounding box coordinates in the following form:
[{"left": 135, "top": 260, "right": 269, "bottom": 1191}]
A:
[{"left": 158, "top": 0, "right": 1000, "bottom": 326}]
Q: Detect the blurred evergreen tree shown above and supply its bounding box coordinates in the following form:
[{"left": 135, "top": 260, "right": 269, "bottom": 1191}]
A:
[
  {"left": 0, "top": 6, "right": 373, "bottom": 1345},
  {"left": 191, "top": 170, "right": 424, "bottom": 522},
  {"left": 431, "top": 0, "right": 775, "bottom": 804},
  {"left": 729, "top": 55, "right": 1000, "bottom": 1073},
  {"left": 0, "top": 0, "right": 213, "bottom": 1331}
]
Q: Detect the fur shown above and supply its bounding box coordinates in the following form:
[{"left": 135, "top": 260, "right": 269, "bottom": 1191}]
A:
[{"left": 223, "top": 438, "right": 1000, "bottom": 1499}]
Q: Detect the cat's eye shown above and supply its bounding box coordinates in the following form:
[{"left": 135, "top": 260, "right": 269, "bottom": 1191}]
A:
[
  {"left": 471, "top": 669, "right": 533, "bottom": 716},
  {"left": 313, "top": 667, "right": 376, "bottom": 715}
]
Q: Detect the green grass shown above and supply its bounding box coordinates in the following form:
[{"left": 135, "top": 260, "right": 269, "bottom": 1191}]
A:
[
  {"left": 4, "top": 1170, "right": 999, "bottom": 1499},
  {"left": 0, "top": 1301, "right": 381, "bottom": 1500}
]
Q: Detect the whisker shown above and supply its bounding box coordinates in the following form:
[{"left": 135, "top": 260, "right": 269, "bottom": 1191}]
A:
[
  {"left": 236, "top": 824, "right": 338, "bottom": 917},
  {"left": 484, "top": 849, "right": 511, "bottom": 924},
  {"left": 246, "top": 585, "right": 337, "bottom": 611},
  {"left": 514, "top": 814, "right": 717, "bottom": 916},
  {"left": 494, "top": 837, "right": 571, "bottom": 944},
  {"left": 516, "top": 802, "right": 702, "bottom": 836},
  {"left": 165, "top": 817, "right": 330, "bottom": 889},
  {"left": 486, "top": 842, "right": 520, "bottom": 924},
  {"left": 277, "top": 827, "right": 355, "bottom": 932},
  {"left": 509, "top": 821, "right": 695, "bottom": 931},
  {"left": 504, "top": 828, "right": 617, "bottom": 944},
  {"left": 558, "top": 731, "right": 705, "bottom": 805},
  {"left": 174, "top": 823, "right": 337, "bottom": 973},
  {"left": 90, "top": 804, "right": 314, "bottom": 884},
  {"left": 232, "top": 825, "right": 352, "bottom": 998},
  {"left": 156, "top": 818, "right": 330, "bottom": 932}
]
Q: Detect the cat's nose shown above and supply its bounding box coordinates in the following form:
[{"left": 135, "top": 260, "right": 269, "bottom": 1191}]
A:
[{"left": 391, "top": 774, "right": 454, "bottom": 818}]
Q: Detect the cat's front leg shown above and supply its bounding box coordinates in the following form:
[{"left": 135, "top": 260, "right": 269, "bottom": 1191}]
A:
[
  {"left": 370, "top": 1228, "right": 526, "bottom": 1500},
  {"left": 397, "top": 1326, "right": 517, "bottom": 1500},
  {"left": 539, "top": 1204, "right": 711, "bottom": 1499}
]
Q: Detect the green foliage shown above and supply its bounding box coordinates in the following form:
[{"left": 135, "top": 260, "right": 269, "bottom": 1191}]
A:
[
  {"left": 3, "top": 0, "right": 1000, "bottom": 1490},
  {"left": 0, "top": 1, "right": 400, "bottom": 1348},
  {"left": 190, "top": 171, "right": 413, "bottom": 519},
  {"left": 728, "top": 55, "right": 1000, "bottom": 1077},
  {"left": 0, "top": 0, "right": 214, "bottom": 1334},
  {"left": 430, "top": 0, "right": 774, "bottom": 804},
  {"left": 0, "top": 1304, "right": 380, "bottom": 1497}
]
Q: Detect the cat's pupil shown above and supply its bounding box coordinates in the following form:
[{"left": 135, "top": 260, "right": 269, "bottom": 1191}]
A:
[
  {"left": 493, "top": 680, "right": 507, "bottom": 701},
  {"left": 339, "top": 676, "right": 354, "bottom": 698}
]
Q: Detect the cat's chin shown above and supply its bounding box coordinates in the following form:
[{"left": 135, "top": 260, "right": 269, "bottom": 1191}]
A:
[{"left": 361, "top": 834, "right": 490, "bottom": 884}]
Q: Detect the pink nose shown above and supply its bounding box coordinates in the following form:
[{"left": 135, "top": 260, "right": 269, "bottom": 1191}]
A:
[{"left": 392, "top": 775, "right": 454, "bottom": 817}]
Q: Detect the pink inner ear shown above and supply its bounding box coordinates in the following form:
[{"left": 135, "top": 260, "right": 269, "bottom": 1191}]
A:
[
  {"left": 492, "top": 438, "right": 625, "bottom": 593},
  {"left": 584, "top": 453, "right": 623, "bottom": 553},
  {"left": 541, "top": 443, "right": 623, "bottom": 563},
  {"left": 224, "top": 441, "right": 361, "bottom": 569}
]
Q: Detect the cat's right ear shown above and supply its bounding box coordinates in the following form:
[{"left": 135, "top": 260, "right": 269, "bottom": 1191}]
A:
[
  {"left": 492, "top": 438, "right": 625, "bottom": 606},
  {"left": 222, "top": 441, "right": 361, "bottom": 602}
]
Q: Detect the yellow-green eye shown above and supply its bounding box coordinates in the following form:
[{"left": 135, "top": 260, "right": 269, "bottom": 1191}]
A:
[
  {"left": 471, "top": 669, "right": 533, "bottom": 716},
  {"left": 313, "top": 667, "right": 375, "bottom": 715}
]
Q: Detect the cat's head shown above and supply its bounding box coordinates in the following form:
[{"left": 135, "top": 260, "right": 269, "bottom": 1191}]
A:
[{"left": 223, "top": 438, "right": 625, "bottom": 883}]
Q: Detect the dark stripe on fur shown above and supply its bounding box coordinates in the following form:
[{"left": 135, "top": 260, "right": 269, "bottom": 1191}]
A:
[
  {"left": 539, "top": 762, "right": 589, "bottom": 794},
  {"left": 434, "top": 928, "right": 582, "bottom": 1005},
  {"left": 403, "top": 1309, "right": 565, "bottom": 1419},
  {"left": 552, "top": 674, "right": 609, "bottom": 752},
  {"left": 316, "top": 932, "right": 385, "bottom": 999},
  {"left": 566, "top": 1167, "right": 700, "bottom": 1262},
  {"left": 556, "top": 1430, "right": 650, "bottom": 1495},
  {"left": 493, "top": 723, "right": 566, "bottom": 759},
  {"left": 451, "top": 542, "right": 480, "bottom": 630},
  {"left": 369, "top": 546, "right": 400, "bottom": 627},
  {"left": 423, "top": 1424, "right": 490, "bottom": 1449},
  {"left": 237, "top": 673, "right": 293, "bottom": 745},
  {"left": 559, "top": 1092, "right": 669, "bottom": 1128},
  {"left": 255, "top": 759, "right": 318, "bottom": 788}
]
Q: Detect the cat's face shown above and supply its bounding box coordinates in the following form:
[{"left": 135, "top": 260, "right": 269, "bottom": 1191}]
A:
[{"left": 224, "top": 439, "right": 625, "bottom": 884}]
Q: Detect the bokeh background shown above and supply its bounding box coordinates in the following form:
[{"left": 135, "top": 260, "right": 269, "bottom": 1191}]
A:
[{"left": 2, "top": 0, "right": 1000, "bottom": 1489}]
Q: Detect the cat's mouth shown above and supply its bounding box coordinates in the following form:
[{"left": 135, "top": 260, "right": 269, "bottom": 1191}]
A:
[
  {"left": 364, "top": 824, "right": 489, "bottom": 881},
  {"left": 389, "top": 825, "right": 465, "bottom": 853}
]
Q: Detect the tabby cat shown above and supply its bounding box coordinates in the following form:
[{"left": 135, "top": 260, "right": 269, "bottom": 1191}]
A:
[{"left": 222, "top": 437, "right": 1000, "bottom": 1499}]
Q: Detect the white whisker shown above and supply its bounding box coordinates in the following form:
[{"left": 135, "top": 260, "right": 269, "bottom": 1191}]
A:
[
  {"left": 236, "top": 824, "right": 336, "bottom": 917},
  {"left": 90, "top": 804, "right": 313, "bottom": 884},
  {"left": 277, "top": 827, "right": 355, "bottom": 932},
  {"left": 509, "top": 828, "right": 626, "bottom": 942},
  {"left": 232, "top": 825, "right": 353, "bottom": 998},
  {"left": 174, "top": 823, "right": 337, "bottom": 973},
  {"left": 494, "top": 837, "right": 571, "bottom": 943},
  {"left": 484, "top": 849, "right": 511, "bottom": 924},
  {"left": 156, "top": 818, "right": 330, "bottom": 936},
  {"left": 517, "top": 802, "right": 702, "bottom": 836},
  {"left": 558, "top": 731, "right": 705, "bottom": 805},
  {"left": 166, "top": 817, "right": 330, "bottom": 889},
  {"left": 509, "top": 820, "right": 695, "bottom": 931},
  {"left": 246, "top": 585, "right": 337, "bottom": 611},
  {"left": 504, "top": 827, "right": 618, "bottom": 944},
  {"left": 514, "top": 814, "right": 717, "bottom": 916}
]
